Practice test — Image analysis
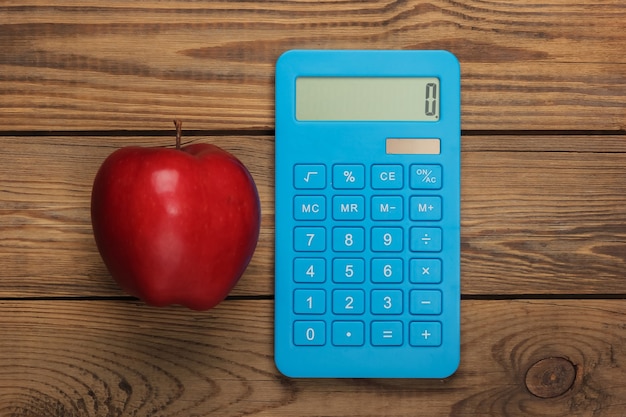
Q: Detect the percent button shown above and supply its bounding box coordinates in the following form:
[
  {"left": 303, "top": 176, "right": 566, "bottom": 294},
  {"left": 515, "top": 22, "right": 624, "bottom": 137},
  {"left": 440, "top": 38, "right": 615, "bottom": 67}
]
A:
[
  {"left": 410, "top": 164, "right": 442, "bottom": 190},
  {"left": 333, "top": 164, "right": 365, "bottom": 189}
]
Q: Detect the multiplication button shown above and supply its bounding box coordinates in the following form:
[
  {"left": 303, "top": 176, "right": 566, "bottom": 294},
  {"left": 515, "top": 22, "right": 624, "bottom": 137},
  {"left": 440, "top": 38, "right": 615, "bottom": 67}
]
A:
[{"left": 410, "top": 259, "right": 441, "bottom": 284}]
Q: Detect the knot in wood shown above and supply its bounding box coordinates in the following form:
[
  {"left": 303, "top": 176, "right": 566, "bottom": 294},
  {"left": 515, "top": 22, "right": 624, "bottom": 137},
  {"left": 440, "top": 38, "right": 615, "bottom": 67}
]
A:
[{"left": 525, "top": 357, "right": 576, "bottom": 398}]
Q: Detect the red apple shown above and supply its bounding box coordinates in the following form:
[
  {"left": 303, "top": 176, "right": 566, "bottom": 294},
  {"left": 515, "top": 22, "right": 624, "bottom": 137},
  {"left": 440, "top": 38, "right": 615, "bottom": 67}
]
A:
[{"left": 91, "top": 120, "right": 261, "bottom": 310}]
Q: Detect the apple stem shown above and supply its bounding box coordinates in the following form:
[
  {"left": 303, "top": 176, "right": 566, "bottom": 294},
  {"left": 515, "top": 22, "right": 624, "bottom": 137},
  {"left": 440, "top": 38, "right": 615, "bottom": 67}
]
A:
[{"left": 174, "top": 119, "right": 182, "bottom": 150}]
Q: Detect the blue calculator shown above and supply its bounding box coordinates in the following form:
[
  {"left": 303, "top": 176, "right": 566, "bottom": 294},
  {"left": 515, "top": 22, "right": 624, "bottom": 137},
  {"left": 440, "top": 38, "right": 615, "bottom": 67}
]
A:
[{"left": 274, "top": 50, "right": 460, "bottom": 378}]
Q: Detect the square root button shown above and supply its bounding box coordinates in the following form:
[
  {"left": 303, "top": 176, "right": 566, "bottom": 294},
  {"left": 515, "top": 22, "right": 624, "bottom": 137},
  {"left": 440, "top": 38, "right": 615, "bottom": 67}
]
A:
[{"left": 294, "top": 164, "right": 326, "bottom": 189}]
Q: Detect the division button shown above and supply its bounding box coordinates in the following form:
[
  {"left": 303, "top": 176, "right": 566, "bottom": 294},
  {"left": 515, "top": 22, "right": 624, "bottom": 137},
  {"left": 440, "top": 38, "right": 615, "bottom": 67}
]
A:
[{"left": 410, "top": 227, "right": 442, "bottom": 252}]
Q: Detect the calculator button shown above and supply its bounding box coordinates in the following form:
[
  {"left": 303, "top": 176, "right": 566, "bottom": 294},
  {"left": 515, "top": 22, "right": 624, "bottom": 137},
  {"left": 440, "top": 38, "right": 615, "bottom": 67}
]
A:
[
  {"left": 332, "top": 321, "right": 365, "bottom": 346},
  {"left": 294, "top": 164, "right": 326, "bottom": 189},
  {"left": 294, "top": 196, "right": 326, "bottom": 220},
  {"left": 332, "top": 227, "right": 365, "bottom": 252},
  {"left": 294, "top": 227, "right": 326, "bottom": 252},
  {"left": 371, "top": 321, "right": 403, "bottom": 346},
  {"left": 410, "top": 290, "right": 442, "bottom": 315},
  {"left": 409, "top": 196, "right": 442, "bottom": 221},
  {"left": 409, "top": 321, "right": 442, "bottom": 347},
  {"left": 333, "top": 289, "right": 365, "bottom": 315},
  {"left": 410, "top": 259, "right": 442, "bottom": 284},
  {"left": 371, "top": 227, "right": 403, "bottom": 252},
  {"left": 333, "top": 195, "right": 365, "bottom": 220},
  {"left": 293, "top": 289, "right": 326, "bottom": 314},
  {"left": 293, "top": 321, "right": 326, "bottom": 346},
  {"left": 371, "top": 165, "right": 403, "bottom": 189},
  {"left": 410, "top": 227, "right": 442, "bottom": 252},
  {"left": 293, "top": 258, "right": 326, "bottom": 283},
  {"left": 332, "top": 258, "right": 365, "bottom": 283},
  {"left": 371, "top": 196, "right": 403, "bottom": 221},
  {"left": 371, "top": 258, "right": 403, "bottom": 283},
  {"left": 333, "top": 164, "right": 365, "bottom": 189},
  {"left": 371, "top": 290, "right": 403, "bottom": 315},
  {"left": 410, "top": 164, "right": 442, "bottom": 189}
]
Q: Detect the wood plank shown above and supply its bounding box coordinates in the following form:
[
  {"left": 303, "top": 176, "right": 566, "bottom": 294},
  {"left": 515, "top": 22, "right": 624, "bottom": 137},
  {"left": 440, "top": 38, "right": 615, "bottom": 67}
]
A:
[
  {"left": 1, "top": 1, "right": 625, "bottom": 131},
  {"left": 1, "top": 135, "right": 626, "bottom": 298},
  {"left": 0, "top": 299, "right": 624, "bottom": 416},
  {"left": 0, "top": 134, "right": 275, "bottom": 298}
]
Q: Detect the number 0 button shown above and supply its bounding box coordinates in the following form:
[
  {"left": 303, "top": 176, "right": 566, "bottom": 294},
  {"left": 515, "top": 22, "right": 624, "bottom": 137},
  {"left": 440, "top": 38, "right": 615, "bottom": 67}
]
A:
[{"left": 294, "top": 321, "right": 326, "bottom": 346}]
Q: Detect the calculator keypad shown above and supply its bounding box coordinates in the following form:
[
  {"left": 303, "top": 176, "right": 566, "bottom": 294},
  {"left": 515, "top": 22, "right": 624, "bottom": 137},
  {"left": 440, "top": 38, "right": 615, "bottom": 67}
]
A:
[{"left": 291, "top": 163, "right": 445, "bottom": 348}]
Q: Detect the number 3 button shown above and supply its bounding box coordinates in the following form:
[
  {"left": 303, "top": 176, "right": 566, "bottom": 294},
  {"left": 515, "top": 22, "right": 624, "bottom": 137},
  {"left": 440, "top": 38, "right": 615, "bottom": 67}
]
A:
[{"left": 371, "top": 290, "right": 403, "bottom": 315}]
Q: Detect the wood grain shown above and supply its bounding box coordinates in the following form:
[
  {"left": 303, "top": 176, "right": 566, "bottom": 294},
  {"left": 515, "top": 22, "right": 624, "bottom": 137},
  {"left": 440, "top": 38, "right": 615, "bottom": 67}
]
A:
[
  {"left": 0, "top": 299, "right": 624, "bottom": 416},
  {"left": 1, "top": 135, "right": 625, "bottom": 298},
  {"left": 1, "top": 1, "right": 625, "bottom": 131}
]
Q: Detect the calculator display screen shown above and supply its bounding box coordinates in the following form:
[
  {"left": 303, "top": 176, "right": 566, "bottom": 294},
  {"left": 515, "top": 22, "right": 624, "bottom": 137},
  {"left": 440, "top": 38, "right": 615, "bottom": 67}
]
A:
[{"left": 296, "top": 77, "right": 440, "bottom": 121}]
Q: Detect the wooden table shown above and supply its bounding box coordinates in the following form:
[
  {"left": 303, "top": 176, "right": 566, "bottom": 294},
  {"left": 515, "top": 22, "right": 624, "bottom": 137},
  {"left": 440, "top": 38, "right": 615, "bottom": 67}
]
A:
[{"left": 1, "top": 2, "right": 625, "bottom": 416}]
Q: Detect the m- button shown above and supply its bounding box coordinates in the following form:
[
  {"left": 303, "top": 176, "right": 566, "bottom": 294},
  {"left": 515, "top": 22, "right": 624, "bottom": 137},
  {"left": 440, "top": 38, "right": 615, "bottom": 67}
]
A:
[{"left": 372, "top": 165, "right": 403, "bottom": 189}]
